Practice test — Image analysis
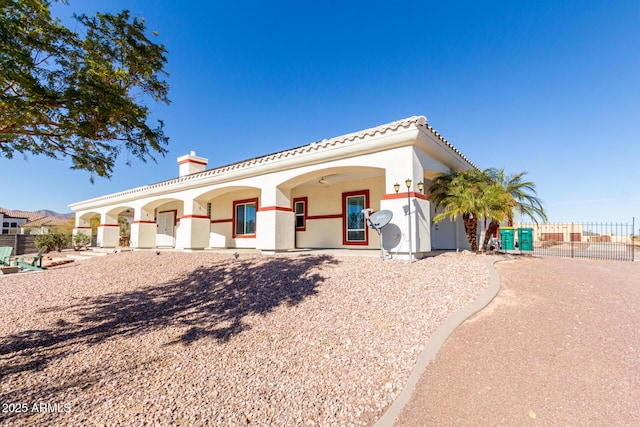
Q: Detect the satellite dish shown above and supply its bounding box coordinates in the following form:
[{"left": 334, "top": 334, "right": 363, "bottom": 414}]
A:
[
  {"left": 368, "top": 210, "right": 393, "bottom": 230},
  {"left": 365, "top": 210, "right": 393, "bottom": 260}
]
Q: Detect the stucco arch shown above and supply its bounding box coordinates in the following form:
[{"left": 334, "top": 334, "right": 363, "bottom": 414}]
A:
[
  {"left": 280, "top": 166, "right": 386, "bottom": 250},
  {"left": 73, "top": 211, "right": 100, "bottom": 246},
  {"left": 78, "top": 211, "right": 100, "bottom": 225},
  {"left": 201, "top": 185, "right": 262, "bottom": 249},
  {"left": 193, "top": 185, "right": 261, "bottom": 204},
  {"left": 126, "top": 197, "right": 184, "bottom": 249},
  {"left": 105, "top": 205, "right": 134, "bottom": 217},
  {"left": 139, "top": 197, "right": 184, "bottom": 213},
  {"left": 278, "top": 165, "right": 385, "bottom": 190},
  {"left": 95, "top": 205, "right": 135, "bottom": 248}
]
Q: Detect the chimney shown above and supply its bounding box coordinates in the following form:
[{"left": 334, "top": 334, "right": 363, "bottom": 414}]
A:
[{"left": 177, "top": 151, "right": 208, "bottom": 177}]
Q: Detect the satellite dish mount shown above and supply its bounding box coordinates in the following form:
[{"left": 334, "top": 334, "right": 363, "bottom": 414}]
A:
[{"left": 362, "top": 209, "right": 393, "bottom": 260}]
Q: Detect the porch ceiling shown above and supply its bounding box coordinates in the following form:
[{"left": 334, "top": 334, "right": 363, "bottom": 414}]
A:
[{"left": 293, "top": 169, "right": 383, "bottom": 189}]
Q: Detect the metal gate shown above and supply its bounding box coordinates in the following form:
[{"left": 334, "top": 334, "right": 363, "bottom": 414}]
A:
[{"left": 507, "top": 220, "right": 637, "bottom": 261}]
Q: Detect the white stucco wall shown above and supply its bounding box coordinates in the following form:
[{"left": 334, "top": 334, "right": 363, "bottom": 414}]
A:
[{"left": 292, "top": 175, "right": 384, "bottom": 249}]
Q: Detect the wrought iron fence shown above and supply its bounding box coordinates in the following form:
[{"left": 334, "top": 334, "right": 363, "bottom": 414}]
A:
[{"left": 496, "top": 220, "right": 637, "bottom": 261}]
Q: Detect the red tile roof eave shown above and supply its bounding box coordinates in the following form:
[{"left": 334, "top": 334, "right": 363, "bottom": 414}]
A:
[
  {"left": 22, "top": 216, "right": 69, "bottom": 227},
  {"left": 70, "top": 116, "right": 476, "bottom": 208},
  {"left": 0, "top": 208, "right": 46, "bottom": 222},
  {"left": 423, "top": 124, "right": 478, "bottom": 170},
  {"left": 70, "top": 117, "right": 427, "bottom": 208}
]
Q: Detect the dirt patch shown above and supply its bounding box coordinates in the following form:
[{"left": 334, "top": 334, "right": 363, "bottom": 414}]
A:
[{"left": 396, "top": 256, "right": 640, "bottom": 426}]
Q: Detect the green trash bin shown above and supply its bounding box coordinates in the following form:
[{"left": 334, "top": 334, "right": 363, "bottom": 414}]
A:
[
  {"left": 518, "top": 228, "right": 534, "bottom": 251},
  {"left": 500, "top": 227, "right": 514, "bottom": 250}
]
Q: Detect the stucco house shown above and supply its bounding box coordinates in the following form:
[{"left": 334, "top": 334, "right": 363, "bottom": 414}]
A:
[
  {"left": 20, "top": 216, "right": 70, "bottom": 235},
  {"left": 0, "top": 208, "right": 44, "bottom": 235},
  {"left": 70, "top": 116, "right": 477, "bottom": 259}
]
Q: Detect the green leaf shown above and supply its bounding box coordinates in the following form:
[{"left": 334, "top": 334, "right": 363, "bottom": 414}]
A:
[{"left": 0, "top": 0, "right": 170, "bottom": 180}]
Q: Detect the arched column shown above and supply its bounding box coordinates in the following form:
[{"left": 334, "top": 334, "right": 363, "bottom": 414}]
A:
[
  {"left": 175, "top": 198, "right": 210, "bottom": 251},
  {"left": 257, "top": 185, "right": 294, "bottom": 253},
  {"left": 72, "top": 213, "right": 93, "bottom": 242},
  {"left": 130, "top": 206, "right": 157, "bottom": 249},
  {"left": 97, "top": 212, "right": 119, "bottom": 248}
]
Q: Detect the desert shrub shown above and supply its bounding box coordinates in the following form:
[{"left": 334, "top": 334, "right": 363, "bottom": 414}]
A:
[
  {"left": 72, "top": 233, "right": 92, "bottom": 250},
  {"left": 34, "top": 233, "right": 70, "bottom": 253}
]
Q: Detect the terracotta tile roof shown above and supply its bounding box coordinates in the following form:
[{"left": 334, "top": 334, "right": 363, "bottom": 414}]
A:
[
  {"left": 70, "top": 116, "right": 476, "bottom": 208},
  {"left": 0, "top": 208, "right": 45, "bottom": 222},
  {"left": 425, "top": 124, "right": 476, "bottom": 168},
  {"left": 22, "top": 216, "right": 69, "bottom": 228}
]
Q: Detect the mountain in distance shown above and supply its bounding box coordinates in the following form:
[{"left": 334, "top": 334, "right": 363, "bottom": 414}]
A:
[{"left": 35, "top": 209, "right": 75, "bottom": 219}]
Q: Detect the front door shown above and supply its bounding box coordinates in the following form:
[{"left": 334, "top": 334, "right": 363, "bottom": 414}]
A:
[{"left": 156, "top": 211, "right": 175, "bottom": 247}]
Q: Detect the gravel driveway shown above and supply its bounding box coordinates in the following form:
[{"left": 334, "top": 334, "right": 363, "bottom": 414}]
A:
[{"left": 0, "top": 251, "right": 489, "bottom": 426}]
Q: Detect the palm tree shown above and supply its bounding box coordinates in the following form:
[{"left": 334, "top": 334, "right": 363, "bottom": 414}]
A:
[
  {"left": 429, "top": 168, "right": 547, "bottom": 252},
  {"left": 430, "top": 169, "right": 493, "bottom": 252},
  {"left": 480, "top": 168, "right": 548, "bottom": 251}
]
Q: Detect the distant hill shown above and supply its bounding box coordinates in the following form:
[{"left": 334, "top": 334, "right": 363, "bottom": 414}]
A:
[{"left": 35, "top": 210, "right": 75, "bottom": 219}]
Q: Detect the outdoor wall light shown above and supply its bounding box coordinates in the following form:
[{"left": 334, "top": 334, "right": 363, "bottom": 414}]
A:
[
  {"left": 395, "top": 180, "right": 424, "bottom": 193},
  {"left": 391, "top": 180, "right": 424, "bottom": 262},
  {"left": 394, "top": 179, "right": 417, "bottom": 264}
]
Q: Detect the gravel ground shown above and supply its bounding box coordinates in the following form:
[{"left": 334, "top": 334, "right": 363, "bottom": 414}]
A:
[
  {"left": 396, "top": 256, "right": 640, "bottom": 426},
  {"left": 0, "top": 250, "right": 489, "bottom": 426}
]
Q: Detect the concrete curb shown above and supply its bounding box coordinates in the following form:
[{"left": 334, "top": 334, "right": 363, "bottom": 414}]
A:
[{"left": 373, "top": 256, "right": 503, "bottom": 427}]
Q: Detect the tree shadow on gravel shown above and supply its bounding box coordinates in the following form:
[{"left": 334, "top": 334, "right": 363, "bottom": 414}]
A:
[{"left": 0, "top": 255, "right": 339, "bottom": 383}]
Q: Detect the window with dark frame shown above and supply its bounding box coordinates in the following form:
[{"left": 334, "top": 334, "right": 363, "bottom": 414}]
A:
[
  {"left": 234, "top": 200, "right": 257, "bottom": 236},
  {"left": 342, "top": 190, "right": 369, "bottom": 245},
  {"left": 345, "top": 195, "right": 366, "bottom": 242},
  {"left": 294, "top": 198, "right": 307, "bottom": 231}
]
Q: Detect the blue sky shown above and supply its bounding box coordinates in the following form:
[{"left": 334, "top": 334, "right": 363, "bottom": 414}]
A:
[{"left": 1, "top": 0, "right": 638, "bottom": 223}]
